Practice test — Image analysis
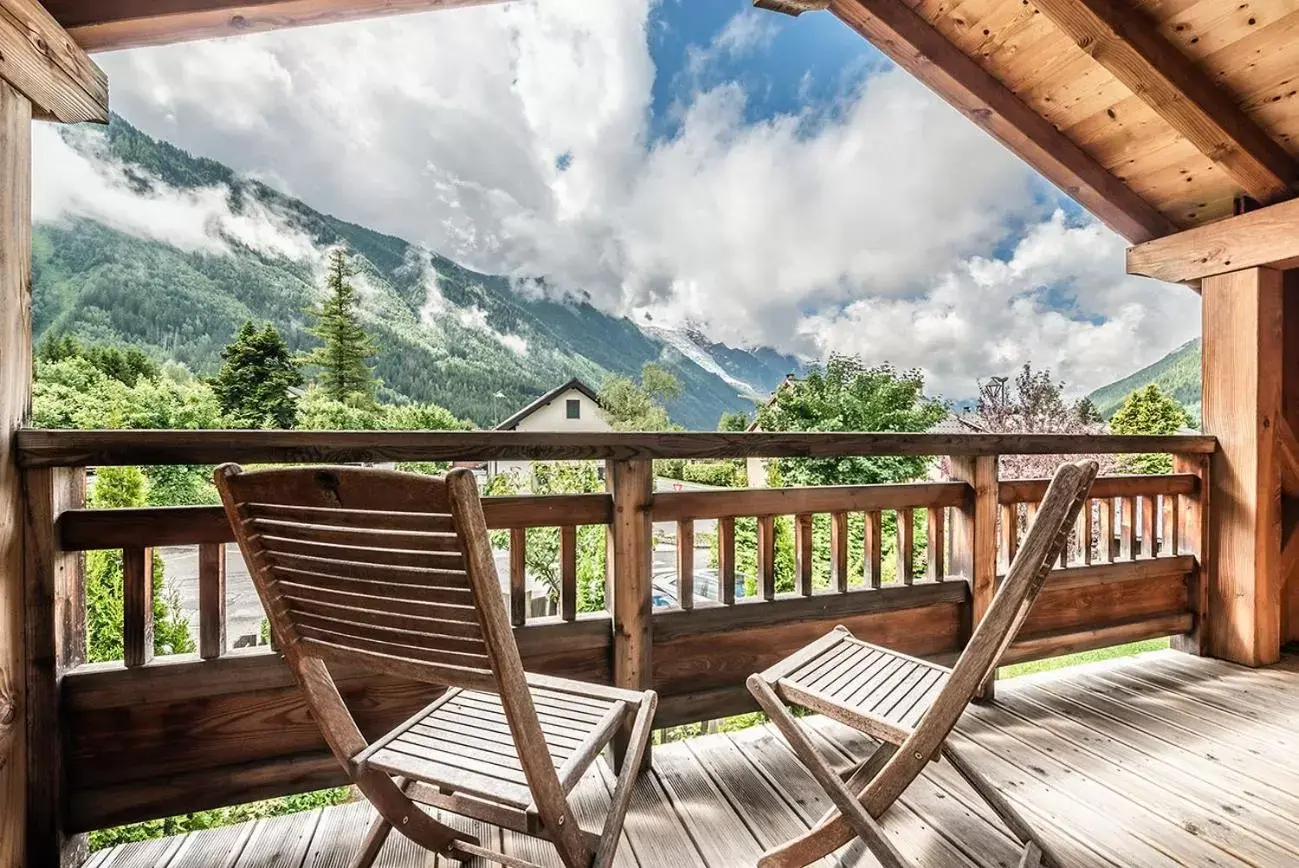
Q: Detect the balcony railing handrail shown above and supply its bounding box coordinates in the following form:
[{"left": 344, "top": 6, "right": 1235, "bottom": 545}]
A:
[{"left": 15, "top": 428, "right": 1217, "bottom": 467}]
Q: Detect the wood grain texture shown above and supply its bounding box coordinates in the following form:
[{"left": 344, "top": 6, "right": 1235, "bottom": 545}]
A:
[
  {"left": 0, "top": 81, "right": 31, "bottom": 868},
  {"left": 198, "top": 543, "right": 225, "bottom": 660},
  {"left": 605, "top": 460, "right": 652, "bottom": 771},
  {"left": 998, "top": 473, "right": 1197, "bottom": 504},
  {"left": 829, "top": 0, "right": 1174, "bottom": 242},
  {"left": 1169, "top": 455, "right": 1209, "bottom": 656},
  {"left": 948, "top": 455, "right": 998, "bottom": 655},
  {"left": 47, "top": 0, "right": 505, "bottom": 51},
  {"left": 22, "top": 467, "right": 85, "bottom": 867},
  {"left": 122, "top": 547, "right": 154, "bottom": 669},
  {"left": 16, "top": 429, "right": 1217, "bottom": 469},
  {"left": 0, "top": 0, "right": 106, "bottom": 123},
  {"left": 1026, "top": 0, "right": 1297, "bottom": 203},
  {"left": 1127, "top": 196, "right": 1299, "bottom": 283},
  {"left": 1202, "top": 268, "right": 1283, "bottom": 666}
]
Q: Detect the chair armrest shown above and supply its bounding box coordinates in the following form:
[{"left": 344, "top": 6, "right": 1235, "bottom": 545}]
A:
[{"left": 525, "top": 671, "right": 655, "bottom": 707}]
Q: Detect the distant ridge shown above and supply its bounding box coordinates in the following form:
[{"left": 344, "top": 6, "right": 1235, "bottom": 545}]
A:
[{"left": 1086, "top": 338, "right": 1201, "bottom": 423}]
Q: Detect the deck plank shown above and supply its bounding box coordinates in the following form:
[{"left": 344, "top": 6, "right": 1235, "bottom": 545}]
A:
[{"left": 78, "top": 652, "right": 1299, "bottom": 868}]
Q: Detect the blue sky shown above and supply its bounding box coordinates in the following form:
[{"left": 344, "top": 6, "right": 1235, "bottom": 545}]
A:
[{"left": 42, "top": 0, "right": 1199, "bottom": 398}]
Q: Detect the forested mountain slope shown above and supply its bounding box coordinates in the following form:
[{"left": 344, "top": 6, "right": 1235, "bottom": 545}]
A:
[{"left": 34, "top": 116, "right": 802, "bottom": 428}]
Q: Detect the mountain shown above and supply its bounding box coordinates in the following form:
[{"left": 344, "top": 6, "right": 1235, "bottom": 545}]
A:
[
  {"left": 33, "top": 116, "right": 793, "bottom": 429},
  {"left": 1086, "top": 338, "right": 1201, "bottom": 423}
]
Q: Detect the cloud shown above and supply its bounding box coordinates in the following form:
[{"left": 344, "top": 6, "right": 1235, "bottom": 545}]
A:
[
  {"left": 799, "top": 212, "right": 1200, "bottom": 397},
  {"left": 33, "top": 124, "right": 320, "bottom": 262},
  {"left": 71, "top": 0, "right": 1193, "bottom": 399}
]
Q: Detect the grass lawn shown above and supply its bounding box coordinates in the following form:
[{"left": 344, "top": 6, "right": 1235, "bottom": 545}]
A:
[{"left": 999, "top": 637, "right": 1171, "bottom": 680}]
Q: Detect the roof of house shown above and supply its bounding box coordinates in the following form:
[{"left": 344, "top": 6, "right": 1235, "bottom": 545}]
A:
[{"left": 494, "top": 378, "right": 603, "bottom": 431}]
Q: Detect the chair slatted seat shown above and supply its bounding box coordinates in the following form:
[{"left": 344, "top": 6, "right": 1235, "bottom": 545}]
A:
[
  {"left": 748, "top": 460, "right": 1098, "bottom": 868},
  {"left": 216, "top": 464, "right": 656, "bottom": 868}
]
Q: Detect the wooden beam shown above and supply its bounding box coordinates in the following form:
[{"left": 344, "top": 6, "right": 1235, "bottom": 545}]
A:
[
  {"left": 1026, "top": 0, "right": 1296, "bottom": 205},
  {"left": 1127, "top": 196, "right": 1299, "bottom": 283},
  {"left": 1202, "top": 267, "right": 1283, "bottom": 666},
  {"left": 828, "top": 0, "right": 1175, "bottom": 243},
  {"left": 0, "top": 79, "right": 31, "bottom": 868},
  {"left": 44, "top": 0, "right": 504, "bottom": 53},
  {"left": 948, "top": 454, "right": 997, "bottom": 698},
  {"left": 0, "top": 0, "right": 105, "bottom": 123},
  {"left": 14, "top": 430, "right": 1219, "bottom": 468}
]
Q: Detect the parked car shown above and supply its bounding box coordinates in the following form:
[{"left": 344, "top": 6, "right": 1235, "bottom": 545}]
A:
[{"left": 650, "top": 567, "right": 745, "bottom": 609}]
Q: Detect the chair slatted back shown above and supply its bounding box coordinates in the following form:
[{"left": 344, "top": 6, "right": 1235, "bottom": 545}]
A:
[
  {"left": 861, "top": 459, "right": 1098, "bottom": 817},
  {"left": 217, "top": 464, "right": 506, "bottom": 693}
]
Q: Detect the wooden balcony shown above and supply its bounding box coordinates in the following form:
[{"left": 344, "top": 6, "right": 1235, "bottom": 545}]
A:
[
  {"left": 11, "top": 429, "right": 1223, "bottom": 862},
  {"left": 85, "top": 650, "right": 1299, "bottom": 867}
]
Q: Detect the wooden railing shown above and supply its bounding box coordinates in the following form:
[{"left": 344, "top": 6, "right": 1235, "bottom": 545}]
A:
[{"left": 12, "top": 430, "right": 1214, "bottom": 838}]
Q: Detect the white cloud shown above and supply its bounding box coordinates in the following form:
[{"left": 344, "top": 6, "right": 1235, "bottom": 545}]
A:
[
  {"left": 33, "top": 124, "right": 319, "bottom": 262},
  {"left": 456, "top": 305, "right": 530, "bottom": 355},
  {"left": 58, "top": 0, "right": 1195, "bottom": 399},
  {"left": 800, "top": 212, "right": 1200, "bottom": 397}
]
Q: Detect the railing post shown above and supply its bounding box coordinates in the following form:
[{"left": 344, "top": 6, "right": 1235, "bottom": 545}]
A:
[
  {"left": 606, "top": 459, "right": 653, "bottom": 771},
  {"left": 1171, "top": 453, "right": 1211, "bottom": 656},
  {"left": 949, "top": 454, "right": 998, "bottom": 700},
  {"left": 22, "top": 466, "right": 86, "bottom": 867}
]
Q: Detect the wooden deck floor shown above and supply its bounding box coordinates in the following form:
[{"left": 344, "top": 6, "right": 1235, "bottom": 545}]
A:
[{"left": 87, "top": 651, "right": 1299, "bottom": 868}]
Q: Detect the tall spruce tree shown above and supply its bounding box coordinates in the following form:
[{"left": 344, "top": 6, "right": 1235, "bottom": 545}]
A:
[
  {"left": 213, "top": 321, "right": 303, "bottom": 428},
  {"left": 304, "top": 249, "right": 378, "bottom": 405}
]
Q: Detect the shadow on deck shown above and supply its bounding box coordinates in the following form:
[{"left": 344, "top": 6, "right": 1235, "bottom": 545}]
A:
[{"left": 88, "top": 650, "right": 1299, "bottom": 867}]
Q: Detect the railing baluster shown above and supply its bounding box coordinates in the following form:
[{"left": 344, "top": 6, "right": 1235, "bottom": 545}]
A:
[
  {"left": 896, "top": 508, "right": 914, "bottom": 585},
  {"left": 718, "top": 517, "right": 736, "bottom": 604},
  {"left": 926, "top": 507, "right": 944, "bottom": 581},
  {"left": 198, "top": 542, "right": 226, "bottom": 660},
  {"left": 999, "top": 503, "right": 1017, "bottom": 570},
  {"left": 123, "top": 547, "right": 153, "bottom": 668},
  {"left": 758, "top": 515, "right": 776, "bottom": 601},
  {"left": 1120, "top": 497, "right": 1137, "bottom": 560},
  {"left": 509, "top": 527, "right": 526, "bottom": 626},
  {"left": 831, "top": 512, "right": 849, "bottom": 592},
  {"left": 1080, "top": 500, "right": 1094, "bottom": 566},
  {"left": 794, "top": 513, "right": 814, "bottom": 597},
  {"left": 1098, "top": 497, "right": 1115, "bottom": 563},
  {"left": 864, "top": 510, "right": 882, "bottom": 589},
  {"left": 1141, "top": 494, "right": 1158, "bottom": 558},
  {"left": 560, "top": 524, "right": 578, "bottom": 620},
  {"left": 675, "top": 520, "right": 693, "bottom": 610},
  {"left": 1162, "top": 494, "right": 1179, "bottom": 557}
]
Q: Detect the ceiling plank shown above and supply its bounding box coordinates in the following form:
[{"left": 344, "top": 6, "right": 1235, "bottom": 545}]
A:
[
  {"left": 1126, "top": 195, "right": 1299, "bottom": 283},
  {"left": 1026, "top": 0, "right": 1298, "bottom": 206},
  {"left": 43, "top": 0, "right": 507, "bottom": 53},
  {"left": 0, "top": 0, "right": 105, "bottom": 123},
  {"left": 827, "top": 0, "right": 1176, "bottom": 243}
]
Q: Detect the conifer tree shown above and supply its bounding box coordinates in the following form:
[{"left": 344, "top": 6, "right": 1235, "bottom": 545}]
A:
[
  {"left": 213, "top": 320, "right": 303, "bottom": 428},
  {"left": 304, "top": 249, "right": 378, "bottom": 405}
]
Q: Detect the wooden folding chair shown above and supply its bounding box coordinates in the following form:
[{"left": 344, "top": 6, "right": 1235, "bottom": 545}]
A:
[
  {"left": 747, "top": 459, "right": 1098, "bottom": 868},
  {"left": 215, "top": 464, "right": 657, "bottom": 868}
]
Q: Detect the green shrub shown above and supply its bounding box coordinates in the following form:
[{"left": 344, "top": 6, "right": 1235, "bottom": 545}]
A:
[{"left": 681, "top": 460, "right": 746, "bottom": 488}]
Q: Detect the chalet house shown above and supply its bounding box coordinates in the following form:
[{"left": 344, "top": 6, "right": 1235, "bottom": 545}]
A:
[{"left": 489, "top": 378, "right": 610, "bottom": 480}]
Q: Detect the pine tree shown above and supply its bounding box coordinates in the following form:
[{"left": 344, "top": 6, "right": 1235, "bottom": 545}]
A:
[
  {"left": 213, "top": 320, "right": 303, "bottom": 428},
  {"left": 303, "top": 249, "right": 378, "bottom": 405},
  {"left": 1110, "top": 384, "right": 1192, "bottom": 474}
]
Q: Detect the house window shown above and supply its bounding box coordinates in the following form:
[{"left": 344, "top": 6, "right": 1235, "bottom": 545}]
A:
[{"left": 566, "top": 399, "right": 581, "bottom": 419}]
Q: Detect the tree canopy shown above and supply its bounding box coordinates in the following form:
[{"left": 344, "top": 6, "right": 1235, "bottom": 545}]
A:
[
  {"left": 212, "top": 321, "right": 303, "bottom": 429},
  {"left": 302, "top": 249, "right": 379, "bottom": 406},
  {"left": 1110, "top": 384, "right": 1192, "bottom": 473},
  {"left": 598, "top": 363, "right": 682, "bottom": 431},
  {"left": 756, "top": 354, "right": 948, "bottom": 486}
]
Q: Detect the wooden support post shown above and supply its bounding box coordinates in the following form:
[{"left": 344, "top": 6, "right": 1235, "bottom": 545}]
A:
[
  {"left": 0, "top": 81, "right": 32, "bottom": 868},
  {"left": 22, "top": 467, "right": 85, "bottom": 868},
  {"left": 718, "top": 517, "right": 736, "bottom": 604},
  {"left": 509, "top": 528, "right": 526, "bottom": 627},
  {"left": 830, "top": 512, "right": 849, "bottom": 592},
  {"left": 757, "top": 515, "right": 776, "bottom": 601},
  {"left": 1202, "top": 267, "right": 1283, "bottom": 666},
  {"left": 560, "top": 525, "right": 577, "bottom": 621},
  {"left": 863, "top": 511, "right": 882, "bottom": 589},
  {"left": 949, "top": 455, "right": 998, "bottom": 700},
  {"left": 674, "top": 521, "right": 693, "bottom": 611},
  {"left": 895, "top": 508, "right": 914, "bottom": 585},
  {"left": 606, "top": 459, "right": 653, "bottom": 770},
  {"left": 1171, "top": 453, "right": 1210, "bottom": 656}
]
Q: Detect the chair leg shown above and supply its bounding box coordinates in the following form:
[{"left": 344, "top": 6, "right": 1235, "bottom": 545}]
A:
[
  {"left": 593, "top": 695, "right": 657, "bottom": 868},
  {"left": 941, "top": 742, "right": 1062, "bottom": 868},
  {"left": 748, "top": 676, "right": 910, "bottom": 868}
]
